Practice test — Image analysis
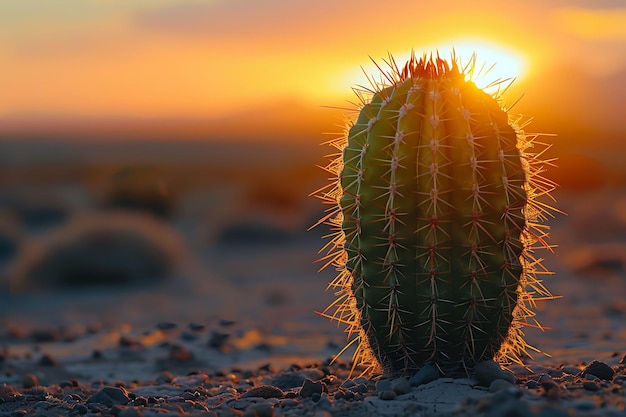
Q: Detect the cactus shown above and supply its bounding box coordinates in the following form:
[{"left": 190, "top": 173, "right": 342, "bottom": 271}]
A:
[{"left": 314, "top": 52, "right": 557, "bottom": 377}]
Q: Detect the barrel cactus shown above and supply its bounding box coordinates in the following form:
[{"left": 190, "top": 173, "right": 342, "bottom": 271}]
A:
[{"left": 315, "top": 52, "right": 556, "bottom": 377}]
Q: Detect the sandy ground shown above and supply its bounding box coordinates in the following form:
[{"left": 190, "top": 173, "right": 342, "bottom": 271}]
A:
[{"left": 1, "top": 141, "right": 626, "bottom": 415}]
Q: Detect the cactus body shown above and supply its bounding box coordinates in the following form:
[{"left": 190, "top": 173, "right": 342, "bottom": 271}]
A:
[{"left": 316, "top": 54, "right": 555, "bottom": 377}]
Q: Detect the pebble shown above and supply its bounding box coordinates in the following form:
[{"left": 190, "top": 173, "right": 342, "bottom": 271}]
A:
[
  {"left": 242, "top": 403, "right": 273, "bottom": 417},
  {"left": 474, "top": 360, "right": 516, "bottom": 386},
  {"left": 488, "top": 379, "right": 515, "bottom": 393},
  {"left": 561, "top": 366, "right": 581, "bottom": 375},
  {"left": 240, "top": 386, "right": 284, "bottom": 399},
  {"left": 118, "top": 407, "right": 143, "bottom": 417},
  {"left": 378, "top": 390, "right": 397, "bottom": 400},
  {"left": 21, "top": 374, "right": 39, "bottom": 389},
  {"left": 87, "top": 387, "right": 130, "bottom": 406},
  {"left": 1, "top": 338, "right": 626, "bottom": 417},
  {"left": 391, "top": 377, "right": 411, "bottom": 395},
  {"left": 38, "top": 354, "right": 58, "bottom": 366},
  {"left": 582, "top": 381, "right": 600, "bottom": 391},
  {"left": 582, "top": 360, "right": 614, "bottom": 380},
  {"left": 409, "top": 364, "right": 440, "bottom": 387},
  {"left": 374, "top": 380, "right": 391, "bottom": 393},
  {"left": 299, "top": 378, "right": 323, "bottom": 398}
]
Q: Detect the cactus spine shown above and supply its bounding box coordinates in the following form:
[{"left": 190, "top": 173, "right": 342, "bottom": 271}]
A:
[{"left": 315, "top": 52, "right": 556, "bottom": 377}]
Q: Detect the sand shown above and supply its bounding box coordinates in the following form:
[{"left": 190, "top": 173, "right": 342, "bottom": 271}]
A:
[{"left": 1, "top": 141, "right": 626, "bottom": 415}]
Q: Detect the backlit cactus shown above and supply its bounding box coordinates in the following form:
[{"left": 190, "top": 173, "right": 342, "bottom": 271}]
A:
[{"left": 315, "top": 53, "right": 556, "bottom": 377}]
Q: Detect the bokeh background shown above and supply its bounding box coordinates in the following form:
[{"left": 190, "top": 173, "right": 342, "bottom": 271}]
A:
[{"left": 0, "top": 0, "right": 625, "bottom": 375}]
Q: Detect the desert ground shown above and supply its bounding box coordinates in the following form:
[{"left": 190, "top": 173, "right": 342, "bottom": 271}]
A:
[{"left": 1, "top": 139, "right": 626, "bottom": 416}]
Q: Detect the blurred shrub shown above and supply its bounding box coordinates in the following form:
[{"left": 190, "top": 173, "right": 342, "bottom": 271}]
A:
[
  {"left": 10, "top": 211, "right": 186, "bottom": 291},
  {"left": 17, "top": 204, "right": 68, "bottom": 231},
  {"left": 216, "top": 220, "right": 294, "bottom": 246},
  {"left": 0, "top": 210, "right": 21, "bottom": 265},
  {"left": 0, "top": 233, "right": 18, "bottom": 264},
  {"left": 103, "top": 166, "right": 176, "bottom": 219}
]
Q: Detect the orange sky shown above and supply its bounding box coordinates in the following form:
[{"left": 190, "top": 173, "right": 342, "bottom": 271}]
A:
[{"left": 0, "top": 0, "right": 624, "bottom": 144}]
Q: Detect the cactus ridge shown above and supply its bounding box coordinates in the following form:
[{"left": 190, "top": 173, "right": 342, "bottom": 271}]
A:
[{"left": 314, "top": 52, "right": 558, "bottom": 377}]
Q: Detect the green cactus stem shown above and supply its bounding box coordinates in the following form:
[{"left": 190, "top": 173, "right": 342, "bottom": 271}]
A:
[{"left": 314, "top": 52, "right": 557, "bottom": 377}]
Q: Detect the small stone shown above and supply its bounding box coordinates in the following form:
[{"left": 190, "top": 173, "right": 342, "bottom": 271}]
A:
[
  {"left": 526, "top": 380, "right": 538, "bottom": 389},
  {"left": 583, "top": 360, "right": 614, "bottom": 380},
  {"left": 561, "top": 366, "right": 581, "bottom": 375},
  {"left": 541, "top": 380, "right": 561, "bottom": 398},
  {"left": 208, "top": 331, "right": 229, "bottom": 349},
  {"left": 582, "top": 381, "right": 600, "bottom": 391},
  {"left": 87, "top": 387, "right": 130, "bottom": 406},
  {"left": 133, "top": 397, "right": 148, "bottom": 407},
  {"left": 375, "top": 380, "right": 391, "bottom": 393},
  {"left": 474, "top": 360, "right": 516, "bottom": 386},
  {"left": 189, "top": 323, "right": 206, "bottom": 332},
  {"left": 71, "top": 404, "right": 88, "bottom": 415},
  {"left": 39, "top": 354, "right": 58, "bottom": 366},
  {"left": 241, "top": 385, "right": 284, "bottom": 399},
  {"left": 299, "top": 378, "right": 323, "bottom": 398},
  {"left": 378, "top": 390, "right": 397, "bottom": 400},
  {"left": 0, "top": 384, "right": 18, "bottom": 400},
  {"left": 243, "top": 403, "right": 273, "bottom": 417},
  {"left": 409, "top": 364, "right": 440, "bottom": 387},
  {"left": 391, "top": 377, "right": 411, "bottom": 395},
  {"left": 168, "top": 344, "right": 193, "bottom": 362},
  {"left": 118, "top": 407, "right": 143, "bottom": 417},
  {"left": 315, "top": 394, "right": 332, "bottom": 409},
  {"left": 156, "top": 371, "right": 173, "bottom": 384},
  {"left": 489, "top": 379, "right": 514, "bottom": 393},
  {"left": 156, "top": 322, "right": 178, "bottom": 330},
  {"left": 22, "top": 374, "right": 39, "bottom": 389},
  {"left": 339, "top": 379, "right": 356, "bottom": 389}
]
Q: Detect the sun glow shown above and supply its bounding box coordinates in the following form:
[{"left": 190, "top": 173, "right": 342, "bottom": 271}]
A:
[{"left": 336, "top": 39, "right": 528, "bottom": 100}]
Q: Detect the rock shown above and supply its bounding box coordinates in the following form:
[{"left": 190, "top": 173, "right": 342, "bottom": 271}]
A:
[
  {"left": 378, "top": 390, "right": 397, "bottom": 400},
  {"left": 474, "top": 360, "right": 516, "bottom": 386},
  {"left": 87, "top": 387, "right": 130, "bottom": 406},
  {"left": 0, "top": 384, "right": 18, "bottom": 401},
  {"left": 583, "top": 360, "right": 614, "bottom": 380},
  {"left": 156, "top": 322, "right": 178, "bottom": 330},
  {"left": 22, "top": 374, "right": 39, "bottom": 389},
  {"left": 242, "top": 403, "right": 273, "bottom": 417},
  {"left": 582, "top": 381, "right": 600, "bottom": 392},
  {"left": 409, "top": 364, "right": 440, "bottom": 387},
  {"left": 541, "top": 380, "right": 561, "bottom": 399},
  {"left": 339, "top": 380, "right": 356, "bottom": 389},
  {"left": 156, "top": 371, "right": 174, "bottom": 384},
  {"left": 391, "top": 377, "right": 411, "bottom": 395},
  {"left": 39, "top": 354, "right": 58, "bottom": 366},
  {"left": 299, "top": 378, "right": 323, "bottom": 398},
  {"left": 241, "top": 386, "right": 284, "bottom": 399},
  {"left": 168, "top": 344, "right": 193, "bottom": 362},
  {"left": 270, "top": 369, "right": 324, "bottom": 390},
  {"left": 118, "top": 407, "right": 143, "bottom": 417},
  {"left": 374, "top": 380, "right": 391, "bottom": 393},
  {"left": 489, "top": 379, "right": 515, "bottom": 393},
  {"left": 561, "top": 366, "right": 581, "bottom": 375},
  {"left": 208, "top": 331, "right": 230, "bottom": 349}
]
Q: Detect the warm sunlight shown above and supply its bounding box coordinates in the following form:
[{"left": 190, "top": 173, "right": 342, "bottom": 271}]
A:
[{"left": 335, "top": 39, "right": 528, "bottom": 100}]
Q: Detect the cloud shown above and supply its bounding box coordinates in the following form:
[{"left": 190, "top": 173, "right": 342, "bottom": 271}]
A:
[{"left": 132, "top": 0, "right": 353, "bottom": 41}]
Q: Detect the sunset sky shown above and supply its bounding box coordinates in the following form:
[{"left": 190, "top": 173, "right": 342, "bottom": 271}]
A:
[{"left": 0, "top": 0, "right": 624, "bottom": 146}]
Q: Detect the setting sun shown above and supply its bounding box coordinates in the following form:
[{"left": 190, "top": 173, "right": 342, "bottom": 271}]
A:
[{"left": 335, "top": 39, "right": 528, "bottom": 103}]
